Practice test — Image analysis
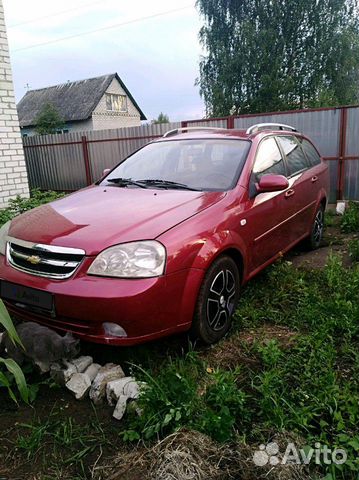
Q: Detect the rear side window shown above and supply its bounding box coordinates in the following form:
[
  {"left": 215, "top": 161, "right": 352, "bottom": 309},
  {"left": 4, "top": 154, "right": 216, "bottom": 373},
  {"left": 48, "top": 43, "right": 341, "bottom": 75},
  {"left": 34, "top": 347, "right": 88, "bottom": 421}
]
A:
[
  {"left": 277, "top": 136, "right": 308, "bottom": 176},
  {"left": 253, "top": 137, "right": 286, "bottom": 180},
  {"left": 301, "top": 139, "right": 321, "bottom": 167}
]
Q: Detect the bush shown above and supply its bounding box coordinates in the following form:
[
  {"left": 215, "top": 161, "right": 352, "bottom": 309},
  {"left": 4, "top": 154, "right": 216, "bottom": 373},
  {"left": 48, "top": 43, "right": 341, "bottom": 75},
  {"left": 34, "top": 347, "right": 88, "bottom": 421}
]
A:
[
  {"left": 348, "top": 238, "right": 359, "bottom": 262},
  {"left": 341, "top": 201, "right": 359, "bottom": 233},
  {"left": 122, "top": 353, "right": 247, "bottom": 443},
  {"left": 0, "top": 189, "right": 65, "bottom": 227}
]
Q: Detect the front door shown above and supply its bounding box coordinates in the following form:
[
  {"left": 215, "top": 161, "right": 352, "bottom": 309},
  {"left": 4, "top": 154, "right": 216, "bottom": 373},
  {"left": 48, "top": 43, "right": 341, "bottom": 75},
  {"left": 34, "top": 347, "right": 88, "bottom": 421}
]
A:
[{"left": 243, "top": 136, "right": 293, "bottom": 273}]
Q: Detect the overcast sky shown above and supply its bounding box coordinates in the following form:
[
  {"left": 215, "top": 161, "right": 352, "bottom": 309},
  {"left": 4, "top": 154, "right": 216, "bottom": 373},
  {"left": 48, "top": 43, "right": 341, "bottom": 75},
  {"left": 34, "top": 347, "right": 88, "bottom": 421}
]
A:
[{"left": 3, "top": 0, "right": 205, "bottom": 122}]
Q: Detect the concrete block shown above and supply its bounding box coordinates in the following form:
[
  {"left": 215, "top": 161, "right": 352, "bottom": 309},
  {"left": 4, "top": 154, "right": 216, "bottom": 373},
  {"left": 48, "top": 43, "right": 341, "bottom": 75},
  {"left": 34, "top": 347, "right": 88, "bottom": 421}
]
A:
[
  {"left": 106, "top": 377, "right": 135, "bottom": 406},
  {"left": 112, "top": 395, "right": 129, "bottom": 421},
  {"left": 89, "top": 363, "right": 125, "bottom": 405},
  {"left": 72, "top": 355, "right": 93, "bottom": 373},
  {"left": 66, "top": 373, "right": 91, "bottom": 400}
]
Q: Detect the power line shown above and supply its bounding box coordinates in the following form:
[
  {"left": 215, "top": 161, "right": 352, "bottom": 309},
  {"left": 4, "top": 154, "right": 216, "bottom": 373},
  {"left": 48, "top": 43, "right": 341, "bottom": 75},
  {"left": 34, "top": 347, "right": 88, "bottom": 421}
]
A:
[
  {"left": 8, "top": 0, "right": 106, "bottom": 28},
  {"left": 12, "top": 5, "right": 193, "bottom": 53}
]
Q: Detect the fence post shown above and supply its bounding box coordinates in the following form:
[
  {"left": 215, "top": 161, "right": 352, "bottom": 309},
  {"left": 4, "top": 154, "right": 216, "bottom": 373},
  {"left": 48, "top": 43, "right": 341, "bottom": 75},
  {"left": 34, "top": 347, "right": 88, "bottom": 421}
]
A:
[
  {"left": 227, "top": 116, "right": 234, "bottom": 129},
  {"left": 337, "top": 108, "right": 348, "bottom": 201},
  {"left": 81, "top": 135, "right": 92, "bottom": 185}
]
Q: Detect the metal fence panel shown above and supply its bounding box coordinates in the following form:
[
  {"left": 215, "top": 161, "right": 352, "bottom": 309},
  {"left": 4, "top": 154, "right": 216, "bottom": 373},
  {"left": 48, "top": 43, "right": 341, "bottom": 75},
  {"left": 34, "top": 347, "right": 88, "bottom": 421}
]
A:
[
  {"left": 344, "top": 107, "right": 359, "bottom": 200},
  {"left": 234, "top": 109, "right": 340, "bottom": 157},
  {"left": 22, "top": 108, "right": 359, "bottom": 200},
  {"left": 186, "top": 119, "right": 228, "bottom": 128},
  {"left": 24, "top": 133, "right": 87, "bottom": 191},
  {"left": 234, "top": 109, "right": 341, "bottom": 202}
]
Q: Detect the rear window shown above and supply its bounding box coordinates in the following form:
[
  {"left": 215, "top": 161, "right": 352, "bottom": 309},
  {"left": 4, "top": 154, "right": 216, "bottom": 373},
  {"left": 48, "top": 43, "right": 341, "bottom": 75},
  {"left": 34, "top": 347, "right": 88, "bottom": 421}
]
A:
[
  {"left": 277, "top": 136, "right": 308, "bottom": 176},
  {"left": 301, "top": 139, "right": 321, "bottom": 167}
]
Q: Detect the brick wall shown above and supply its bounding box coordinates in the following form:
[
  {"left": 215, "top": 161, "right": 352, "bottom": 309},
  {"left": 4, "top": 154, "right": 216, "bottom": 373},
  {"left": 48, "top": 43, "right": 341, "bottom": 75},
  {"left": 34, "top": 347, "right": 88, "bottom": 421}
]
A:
[
  {"left": 0, "top": 0, "right": 29, "bottom": 208},
  {"left": 92, "top": 77, "right": 141, "bottom": 130}
]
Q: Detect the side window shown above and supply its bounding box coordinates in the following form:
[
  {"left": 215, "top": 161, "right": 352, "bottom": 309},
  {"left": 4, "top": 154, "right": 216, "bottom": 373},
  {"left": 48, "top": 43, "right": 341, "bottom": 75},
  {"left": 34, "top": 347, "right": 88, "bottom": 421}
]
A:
[
  {"left": 301, "top": 139, "right": 321, "bottom": 167},
  {"left": 277, "top": 136, "right": 308, "bottom": 176},
  {"left": 253, "top": 137, "right": 286, "bottom": 181}
]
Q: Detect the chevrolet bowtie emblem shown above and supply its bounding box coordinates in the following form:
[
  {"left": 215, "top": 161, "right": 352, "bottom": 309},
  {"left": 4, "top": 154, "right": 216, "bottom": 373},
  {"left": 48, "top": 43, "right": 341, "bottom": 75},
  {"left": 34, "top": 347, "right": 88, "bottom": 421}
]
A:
[{"left": 26, "top": 255, "right": 41, "bottom": 265}]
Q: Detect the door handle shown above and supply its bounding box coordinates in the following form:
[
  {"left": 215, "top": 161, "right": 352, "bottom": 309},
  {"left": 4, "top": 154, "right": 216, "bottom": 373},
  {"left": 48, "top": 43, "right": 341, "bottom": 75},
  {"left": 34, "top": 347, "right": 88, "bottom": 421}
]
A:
[
  {"left": 311, "top": 176, "right": 318, "bottom": 183},
  {"left": 285, "top": 189, "right": 295, "bottom": 198}
]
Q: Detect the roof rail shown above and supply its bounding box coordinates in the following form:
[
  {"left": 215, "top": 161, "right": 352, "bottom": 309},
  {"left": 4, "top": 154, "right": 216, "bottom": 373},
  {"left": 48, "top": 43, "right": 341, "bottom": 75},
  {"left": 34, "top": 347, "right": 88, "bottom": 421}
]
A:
[
  {"left": 163, "top": 126, "right": 228, "bottom": 138},
  {"left": 246, "top": 123, "right": 297, "bottom": 135}
]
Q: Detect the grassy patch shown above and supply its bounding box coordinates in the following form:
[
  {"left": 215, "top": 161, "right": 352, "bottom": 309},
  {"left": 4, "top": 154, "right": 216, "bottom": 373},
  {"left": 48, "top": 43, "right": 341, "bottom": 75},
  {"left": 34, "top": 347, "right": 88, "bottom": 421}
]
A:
[
  {"left": 13, "top": 407, "right": 113, "bottom": 480},
  {"left": 341, "top": 202, "right": 359, "bottom": 233},
  {"left": 124, "top": 255, "right": 359, "bottom": 479}
]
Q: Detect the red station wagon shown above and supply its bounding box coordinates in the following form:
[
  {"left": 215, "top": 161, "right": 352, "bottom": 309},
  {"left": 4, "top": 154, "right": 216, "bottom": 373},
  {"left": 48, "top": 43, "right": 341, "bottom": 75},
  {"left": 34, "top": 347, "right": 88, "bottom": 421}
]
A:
[{"left": 0, "top": 123, "right": 329, "bottom": 345}]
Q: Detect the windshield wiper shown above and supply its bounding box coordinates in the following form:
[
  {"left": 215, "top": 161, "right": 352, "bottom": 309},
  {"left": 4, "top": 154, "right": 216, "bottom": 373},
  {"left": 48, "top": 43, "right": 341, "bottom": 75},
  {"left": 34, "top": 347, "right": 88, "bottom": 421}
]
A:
[
  {"left": 137, "top": 179, "right": 200, "bottom": 191},
  {"left": 106, "top": 177, "right": 148, "bottom": 189}
]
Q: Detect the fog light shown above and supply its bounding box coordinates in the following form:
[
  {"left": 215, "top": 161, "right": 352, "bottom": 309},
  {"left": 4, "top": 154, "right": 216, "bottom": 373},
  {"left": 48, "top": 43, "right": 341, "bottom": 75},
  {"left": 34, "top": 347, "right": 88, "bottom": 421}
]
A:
[{"left": 103, "top": 322, "right": 127, "bottom": 337}]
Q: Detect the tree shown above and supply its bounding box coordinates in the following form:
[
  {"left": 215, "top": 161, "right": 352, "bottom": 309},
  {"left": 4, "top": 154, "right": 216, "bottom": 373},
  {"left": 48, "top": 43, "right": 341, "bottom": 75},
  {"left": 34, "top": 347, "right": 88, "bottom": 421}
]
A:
[
  {"left": 34, "top": 103, "right": 65, "bottom": 135},
  {"left": 152, "top": 112, "right": 170, "bottom": 124},
  {"left": 196, "top": 0, "right": 359, "bottom": 116}
]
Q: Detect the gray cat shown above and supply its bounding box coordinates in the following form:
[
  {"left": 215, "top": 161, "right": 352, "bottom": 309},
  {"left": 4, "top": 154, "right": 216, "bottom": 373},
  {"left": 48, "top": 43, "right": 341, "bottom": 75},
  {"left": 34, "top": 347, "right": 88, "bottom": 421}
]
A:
[{"left": 0, "top": 322, "right": 80, "bottom": 373}]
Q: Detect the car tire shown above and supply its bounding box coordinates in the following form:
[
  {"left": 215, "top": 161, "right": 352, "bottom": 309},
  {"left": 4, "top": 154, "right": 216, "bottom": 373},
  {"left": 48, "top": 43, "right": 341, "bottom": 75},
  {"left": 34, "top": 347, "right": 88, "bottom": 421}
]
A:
[
  {"left": 190, "top": 255, "right": 241, "bottom": 345},
  {"left": 305, "top": 204, "right": 325, "bottom": 250}
]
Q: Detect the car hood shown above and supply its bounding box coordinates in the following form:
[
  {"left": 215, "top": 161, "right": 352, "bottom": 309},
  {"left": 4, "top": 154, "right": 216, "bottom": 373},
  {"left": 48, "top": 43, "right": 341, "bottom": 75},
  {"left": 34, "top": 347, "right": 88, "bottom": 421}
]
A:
[{"left": 9, "top": 186, "right": 226, "bottom": 255}]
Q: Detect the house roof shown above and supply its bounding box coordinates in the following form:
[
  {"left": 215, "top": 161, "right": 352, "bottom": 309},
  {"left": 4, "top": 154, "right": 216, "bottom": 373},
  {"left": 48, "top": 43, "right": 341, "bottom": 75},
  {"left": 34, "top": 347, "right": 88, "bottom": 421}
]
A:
[{"left": 17, "top": 73, "right": 146, "bottom": 127}]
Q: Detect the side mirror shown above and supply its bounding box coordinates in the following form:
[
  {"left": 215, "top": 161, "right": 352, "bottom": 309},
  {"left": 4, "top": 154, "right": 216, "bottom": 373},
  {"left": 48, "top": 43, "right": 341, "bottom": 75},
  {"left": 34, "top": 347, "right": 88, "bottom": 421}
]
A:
[
  {"left": 101, "top": 168, "right": 111, "bottom": 179},
  {"left": 256, "top": 174, "right": 289, "bottom": 193}
]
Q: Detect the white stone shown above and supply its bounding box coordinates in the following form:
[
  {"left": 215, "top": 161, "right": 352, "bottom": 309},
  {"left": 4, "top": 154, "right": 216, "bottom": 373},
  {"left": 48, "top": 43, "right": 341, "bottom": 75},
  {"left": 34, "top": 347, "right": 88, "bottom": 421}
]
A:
[
  {"left": 84, "top": 363, "right": 101, "bottom": 382},
  {"left": 106, "top": 377, "right": 135, "bottom": 406},
  {"left": 66, "top": 373, "right": 91, "bottom": 400},
  {"left": 336, "top": 201, "right": 346, "bottom": 216},
  {"left": 71, "top": 356, "right": 93, "bottom": 373},
  {"left": 89, "top": 363, "right": 125, "bottom": 405},
  {"left": 112, "top": 395, "right": 129, "bottom": 421}
]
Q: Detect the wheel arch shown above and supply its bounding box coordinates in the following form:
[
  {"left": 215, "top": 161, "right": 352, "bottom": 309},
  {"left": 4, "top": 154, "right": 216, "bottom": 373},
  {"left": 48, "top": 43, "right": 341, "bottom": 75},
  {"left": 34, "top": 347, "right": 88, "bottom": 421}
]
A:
[{"left": 206, "top": 246, "right": 245, "bottom": 285}]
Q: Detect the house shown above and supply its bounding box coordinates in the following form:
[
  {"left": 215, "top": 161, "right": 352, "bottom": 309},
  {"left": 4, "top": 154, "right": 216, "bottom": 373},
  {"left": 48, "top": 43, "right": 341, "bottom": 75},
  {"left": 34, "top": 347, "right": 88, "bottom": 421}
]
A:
[{"left": 17, "top": 73, "right": 146, "bottom": 136}]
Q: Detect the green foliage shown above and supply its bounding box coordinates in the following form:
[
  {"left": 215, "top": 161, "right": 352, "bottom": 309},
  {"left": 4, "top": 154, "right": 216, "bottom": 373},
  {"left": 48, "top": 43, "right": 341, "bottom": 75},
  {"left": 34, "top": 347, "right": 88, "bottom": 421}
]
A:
[
  {"left": 0, "top": 300, "right": 29, "bottom": 403},
  {"left": 34, "top": 103, "right": 65, "bottom": 135},
  {"left": 124, "top": 254, "right": 359, "bottom": 477},
  {"left": 196, "top": 0, "right": 359, "bottom": 116},
  {"left": 0, "top": 189, "right": 65, "bottom": 227},
  {"left": 348, "top": 238, "right": 359, "bottom": 262},
  {"left": 122, "top": 354, "right": 247, "bottom": 443},
  {"left": 152, "top": 112, "right": 170, "bottom": 124},
  {"left": 341, "top": 202, "right": 359, "bottom": 233},
  {"left": 16, "top": 410, "right": 109, "bottom": 477}
]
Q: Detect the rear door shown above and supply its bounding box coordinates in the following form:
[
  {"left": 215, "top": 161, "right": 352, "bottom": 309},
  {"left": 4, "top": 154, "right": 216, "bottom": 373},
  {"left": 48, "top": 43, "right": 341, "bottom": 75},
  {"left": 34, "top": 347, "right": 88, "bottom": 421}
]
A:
[{"left": 276, "top": 135, "right": 316, "bottom": 240}]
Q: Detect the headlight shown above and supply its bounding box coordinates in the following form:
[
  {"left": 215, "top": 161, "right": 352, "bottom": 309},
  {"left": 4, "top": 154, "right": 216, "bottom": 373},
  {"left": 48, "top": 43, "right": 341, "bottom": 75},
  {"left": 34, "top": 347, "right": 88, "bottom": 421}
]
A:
[
  {"left": 0, "top": 221, "right": 11, "bottom": 256},
  {"left": 87, "top": 241, "right": 166, "bottom": 278}
]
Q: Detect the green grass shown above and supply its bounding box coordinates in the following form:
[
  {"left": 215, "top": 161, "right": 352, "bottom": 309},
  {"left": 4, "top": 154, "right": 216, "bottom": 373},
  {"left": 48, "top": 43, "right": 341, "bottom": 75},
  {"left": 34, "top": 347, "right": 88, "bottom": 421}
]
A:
[
  {"left": 341, "top": 202, "right": 359, "bottom": 233},
  {"left": 123, "top": 255, "right": 359, "bottom": 479},
  {"left": 15, "top": 407, "right": 112, "bottom": 479}
]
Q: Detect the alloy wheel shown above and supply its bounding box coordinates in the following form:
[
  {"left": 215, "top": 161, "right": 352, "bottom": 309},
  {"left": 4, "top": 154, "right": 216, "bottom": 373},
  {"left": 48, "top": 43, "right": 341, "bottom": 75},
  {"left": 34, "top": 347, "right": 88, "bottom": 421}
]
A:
[{"left": 206, "top": 269, "right": 236, "bottom": 331}]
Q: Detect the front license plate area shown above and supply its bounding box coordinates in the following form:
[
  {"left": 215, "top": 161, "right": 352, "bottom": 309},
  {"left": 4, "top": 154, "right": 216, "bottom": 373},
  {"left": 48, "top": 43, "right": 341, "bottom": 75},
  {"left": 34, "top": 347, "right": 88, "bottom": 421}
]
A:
[{"left": 0, "top": 281, "right": 54, "bottom": 312}]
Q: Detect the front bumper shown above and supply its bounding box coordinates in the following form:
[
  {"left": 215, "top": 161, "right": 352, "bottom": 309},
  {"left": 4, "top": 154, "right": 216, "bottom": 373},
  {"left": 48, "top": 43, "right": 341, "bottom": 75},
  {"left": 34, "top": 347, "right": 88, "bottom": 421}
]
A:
[{"left": 0, "top": 255, "right": 204, "bottom": 345}]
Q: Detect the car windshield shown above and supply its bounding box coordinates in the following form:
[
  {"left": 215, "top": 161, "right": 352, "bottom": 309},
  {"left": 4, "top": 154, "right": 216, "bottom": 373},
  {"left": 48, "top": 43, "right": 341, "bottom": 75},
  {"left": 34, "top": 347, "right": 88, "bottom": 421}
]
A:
[{"left": 101, "top": 139, "right": 250, "bottom": 191}]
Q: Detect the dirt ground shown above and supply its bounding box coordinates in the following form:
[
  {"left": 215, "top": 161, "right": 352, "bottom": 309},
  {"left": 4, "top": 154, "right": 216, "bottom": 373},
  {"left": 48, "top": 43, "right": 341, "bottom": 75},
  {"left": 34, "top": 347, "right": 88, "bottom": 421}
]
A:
[{"left": 0, "top": 216, "right": 356, "bottom": 480}]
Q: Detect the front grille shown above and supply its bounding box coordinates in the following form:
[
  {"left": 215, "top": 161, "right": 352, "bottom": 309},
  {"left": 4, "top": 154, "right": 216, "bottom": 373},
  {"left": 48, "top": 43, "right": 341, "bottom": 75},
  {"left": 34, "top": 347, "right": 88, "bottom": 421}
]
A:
[{"left": 6, "top": 237, "right": 85, "bottom": 280}]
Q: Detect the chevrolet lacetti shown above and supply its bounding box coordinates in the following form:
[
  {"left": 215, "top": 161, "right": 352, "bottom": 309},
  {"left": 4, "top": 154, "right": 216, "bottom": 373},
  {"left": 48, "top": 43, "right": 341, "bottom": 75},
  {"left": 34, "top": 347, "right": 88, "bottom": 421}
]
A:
[{"left": 0, "top": 124, "right": 329, "bottom": 345}]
